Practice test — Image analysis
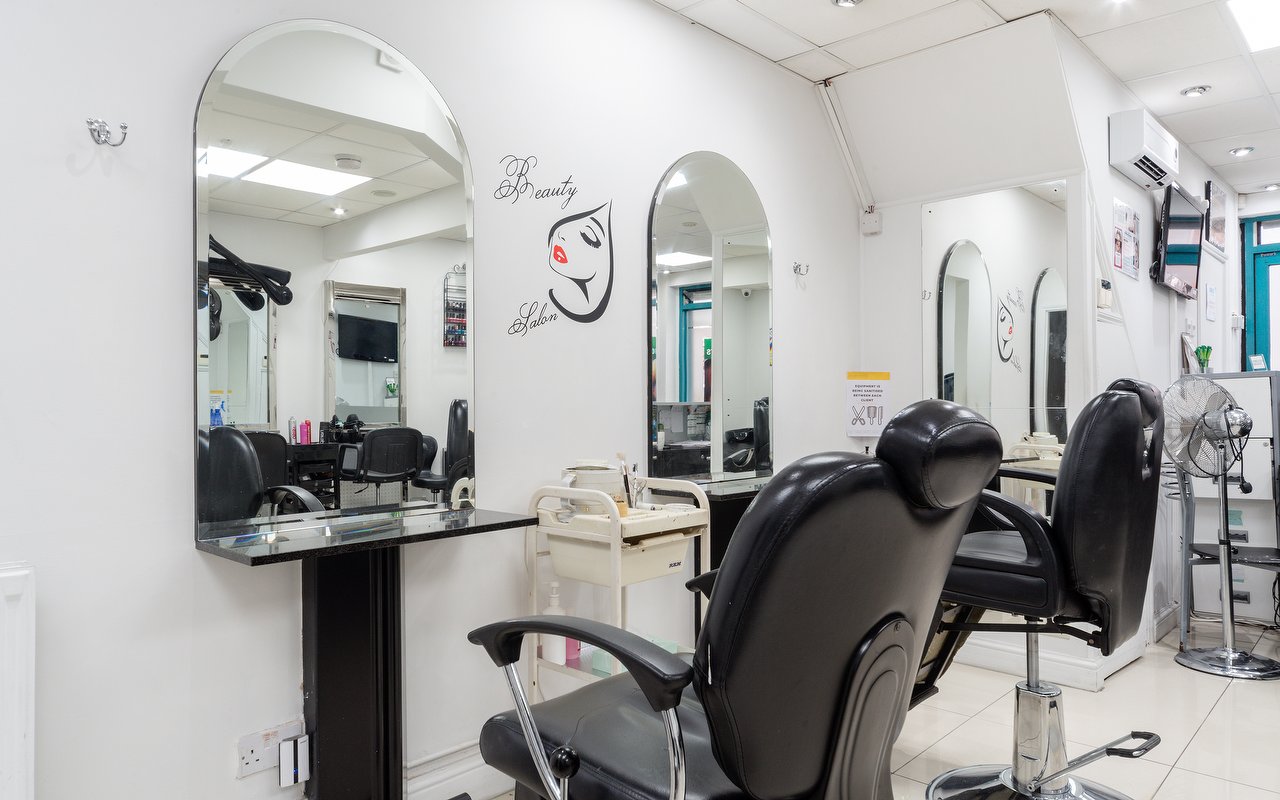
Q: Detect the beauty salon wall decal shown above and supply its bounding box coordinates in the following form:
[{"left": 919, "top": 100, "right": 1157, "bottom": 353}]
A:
[
  {"left": 495, "top": 155, "right": 614, "bottom": 336},
  {"left": 997, "top": 287, "right": 1024, "bottom": 373}
]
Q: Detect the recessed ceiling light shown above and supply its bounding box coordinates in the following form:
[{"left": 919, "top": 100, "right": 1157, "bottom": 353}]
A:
[
  {"left": 681, "top": 221, "right": 698, "bottom": 228},
  {"left": 662, "top": 269, "right": 671, "bottom": 275},
  {"left": 334, "top": 154, "right": 363, "bottom": 171},
  {"left": 242, "top": 160, "right": 372, "bottom": 196},
  {"left": 831, "top": 0, "right": 862, "bottom": 6},
  {"left": 371, "top": 189, "right": 397, "bottom": 198},
  {"left": 332, "top": 207, "right": 348, "bottom": 216},
  {"left": 1265, "top": 184, "right": 1280, "bottom": 192},
  {"left": 199, "top": 146, "right": 268, "bottom": 178},
  {"left": 1230, "top": 146, "right": 1256, "bottom": 157},
  {"left": 657, "top": 252, "right": 712, "bottom": 268},
  {"left": 1228, "top": 0, "right": 1280, "bottom": 53},
  {"left": 1180, "top": 85, "right": 1211, "bottom": 97}
]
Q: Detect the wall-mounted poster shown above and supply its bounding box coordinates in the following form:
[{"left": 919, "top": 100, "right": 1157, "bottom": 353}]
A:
[
  {"left": 846, "top": 371, "right": 891, "bottom": 437},
  {"left": 1204, "top": 180, "right": 1227, "bottom": 261},
  {"left": 1113, "top": 199, "right": 1140, "bottom": 280}
]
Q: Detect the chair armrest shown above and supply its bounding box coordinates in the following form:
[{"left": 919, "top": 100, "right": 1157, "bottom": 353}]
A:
[
  {"left": 970, "top": 489, "right": 1057, "bottom": 567},
  {"left": 997, "top": 466, "right": 1057, "bottom": 486},
  {"left": 468, "top": 615, "right": 694, "bottom": 712},
  {"left": 336, "top": 443, "right": 359, "bottom": 479},
  {"left": 685, "top": 569, "right": 718, "bottom": 598},
  {"left": 263, "top": 485, "right": 326, "bottom": 514}
]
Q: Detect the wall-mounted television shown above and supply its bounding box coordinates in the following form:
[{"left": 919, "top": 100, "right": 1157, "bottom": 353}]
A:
[
  {"left": 337, "top": 314, "right": 398, "bottom": 363},
  {"left": 1150, "top": 181, "right": 1206, "bottom": 300}
]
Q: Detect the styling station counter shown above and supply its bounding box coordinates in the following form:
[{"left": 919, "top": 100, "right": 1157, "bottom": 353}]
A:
[{"left": 198, "top": 504, "right": 535, "bottom": 800}]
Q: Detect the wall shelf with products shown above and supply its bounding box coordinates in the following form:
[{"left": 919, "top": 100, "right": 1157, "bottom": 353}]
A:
[{"left": 443, "top": 264, "right": 467, "bottom": 348}]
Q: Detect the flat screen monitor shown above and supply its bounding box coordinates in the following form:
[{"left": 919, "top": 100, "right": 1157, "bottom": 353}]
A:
[
  {"left": 337, "top": 314, "right": 398, "bottom": 363},
  {"left": 1152, "top": 182, "right": 1205, "bottom": 300}
]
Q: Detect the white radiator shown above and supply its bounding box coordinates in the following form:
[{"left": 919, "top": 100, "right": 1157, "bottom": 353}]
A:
[{"left": 0, "top": 563, "right": 34, "bottom": 800}]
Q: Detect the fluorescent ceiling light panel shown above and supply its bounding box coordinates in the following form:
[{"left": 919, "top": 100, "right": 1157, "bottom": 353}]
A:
[
  {"left": 1228, "top": 0, "right": 1280, "bottom": 52},
  {"left": 242, "top": 160, "right": 372, "bottom": 196},
  {"left": 666, "top": 172, "right": 688, "bottom": 188},
  {"left": 200, "top": 147, "right": 268, "bottom": 178},
  {"left": 656, "top": 252, "right": 711, "bottom": 268}
]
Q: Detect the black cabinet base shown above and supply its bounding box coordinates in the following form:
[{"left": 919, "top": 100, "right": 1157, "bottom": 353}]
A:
[{"left": 303, "top": 548, "right": 402, "bottom": 799}]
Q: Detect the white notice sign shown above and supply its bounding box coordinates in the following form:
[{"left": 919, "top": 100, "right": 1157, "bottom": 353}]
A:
[{"left": 846, "top": 372, "right": 891, "bottom": 437}]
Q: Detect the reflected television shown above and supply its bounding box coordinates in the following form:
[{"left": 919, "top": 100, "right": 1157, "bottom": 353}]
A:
[
  {"left": 1151, "top": 182, "right": 1206, "bottom": 300},
  {"left": 337, "top": 314, "right": 398, "bottom": 363}
]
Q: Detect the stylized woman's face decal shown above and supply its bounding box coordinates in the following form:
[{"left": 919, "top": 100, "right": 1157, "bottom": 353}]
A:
[
  {"left": 996, "top": 300, "right": 1014, "bottom": 362},
  {"left": 546, "top": 202, "right": 613, "bottom": 323}
]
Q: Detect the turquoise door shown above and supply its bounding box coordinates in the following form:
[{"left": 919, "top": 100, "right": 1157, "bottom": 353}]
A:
[{"left": 1244, "top": 215, "right": 1280, "bottom": 368}]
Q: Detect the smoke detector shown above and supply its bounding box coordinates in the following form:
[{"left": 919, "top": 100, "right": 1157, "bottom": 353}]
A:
[{"left": 334, "top": 154, "right": 363, "bottom": 170}]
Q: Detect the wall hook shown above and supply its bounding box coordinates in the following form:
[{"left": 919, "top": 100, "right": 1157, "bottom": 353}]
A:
[
  {"left": 792, "top": 262, "right": 810, "bottom": 277},
  {"left": 86, "top": 118, "right": 128, "bottom": 147}
]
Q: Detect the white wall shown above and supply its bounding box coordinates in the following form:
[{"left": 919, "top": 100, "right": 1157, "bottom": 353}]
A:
[{"left": 0, "top": 2, "right": 860, "bottom": 799}]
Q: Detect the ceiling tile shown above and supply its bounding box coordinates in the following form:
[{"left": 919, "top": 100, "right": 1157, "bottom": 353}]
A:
[
  {"left": 275, "top": 211, "right": 337, "bottom": 228},
  {"left": 981, "top": 0, "right": 1213, "bottom": 38},
  {"left": 1126, "top": 56, "right": 1263, "bottom": 116},
  {"left": 682, "top": 0, "right": 815, "bottom": 61},
  {"left": 778, "top": 49, "right": 851, "bottom": 82},
  {"left": 335, "top": 177, "right": 431, "bottom": 207},
  {"left": 383, "top": 160, "right": 458, "bottom": 191},
  {"left": 298, "top": 197, "right": 382, "bottom": 221},
  {"left": 201, "top": 111, "right": 316, "bottom": 158},
  {"left": 327, "top": 122, "right": 430, "bottom": 158},
  {"left": 652, "top": 0, "right": 700, "bottom": 9},
  {"left": 1080, "top": 4, "right": 1238, "bottom": 82},
  {"left": 1255, "top": 49, "right": 1280, "bottom": 94},
  {"left": 209, "top": 179, "right": 321, "bottom": 213},
  {"left": 1191, "top": 128, "right": 1280, "bottom": 166},
  {"left": 208, "top": 198, "right": 291, "bottom": 220},
  {"left": 826, "top": 0, "right": 1000, "bottom": 70},
  {"left": 275, "top": 135, "right": 422, "bottom": 179},
  {"left": 1212, "top": 154, "right": 1280, "bottom": 188},
  {"left": 735, "top": 0, "right": 954, "bottom": 48},
  {"left": 1160, "top": 96, "right": 1280, "bottom": 142}
]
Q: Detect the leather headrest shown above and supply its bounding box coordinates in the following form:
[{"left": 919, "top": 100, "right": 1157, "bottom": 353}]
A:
[
  {"left": 876, "top": 400, "right": 1002, "bottom": 509},
  {"left": 1106, "top": 378, "right": 1161, "bottom": 427}
]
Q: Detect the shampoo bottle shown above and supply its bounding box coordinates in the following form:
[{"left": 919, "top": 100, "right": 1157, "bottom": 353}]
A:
[{"left": 541, "top": 582, "right": 567, "bottom": 666}]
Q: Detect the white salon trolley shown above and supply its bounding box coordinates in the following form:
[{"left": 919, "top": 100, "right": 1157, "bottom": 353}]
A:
[{"left": 525, "top": 479, "right": 710, "bottom": 701}]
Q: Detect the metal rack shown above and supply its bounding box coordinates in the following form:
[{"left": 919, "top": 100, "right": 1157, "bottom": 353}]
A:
[{"left": 443, "top": 263, "right": 467, "bottom": 347}]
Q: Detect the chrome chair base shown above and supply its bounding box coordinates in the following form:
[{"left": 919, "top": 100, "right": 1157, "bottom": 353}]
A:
[
  {"left": 1176, "top": 647, "right": 1280, "bottom": 680},
  {"left": 927, "top": 765, "right": 1134, "bottom": 800}
]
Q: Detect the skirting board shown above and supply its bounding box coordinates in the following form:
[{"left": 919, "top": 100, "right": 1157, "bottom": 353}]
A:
[
  {"left": 953, "top": 630, "right": 1148, "bottom": 691},
  {"left": 405, "top": 741, "right": 512, "bottom": 800}
]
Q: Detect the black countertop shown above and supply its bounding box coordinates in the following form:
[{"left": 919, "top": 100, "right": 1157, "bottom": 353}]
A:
[{"left": 196, "top": 507, "right": 535, "bottom": 566}]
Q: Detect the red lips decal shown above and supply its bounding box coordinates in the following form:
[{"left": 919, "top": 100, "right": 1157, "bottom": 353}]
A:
[{"left": 553, "top": 245, "right": 568, "bottom": 264}]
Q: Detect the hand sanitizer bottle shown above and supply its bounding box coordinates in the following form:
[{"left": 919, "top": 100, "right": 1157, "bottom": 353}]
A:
[{"left": 541, "top": 582, "right": 567, "bottom": 665}]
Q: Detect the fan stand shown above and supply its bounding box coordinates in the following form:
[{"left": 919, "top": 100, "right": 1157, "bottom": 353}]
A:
[{"left": 1176, "top": 442, "right": 1280, "bottom": 680}]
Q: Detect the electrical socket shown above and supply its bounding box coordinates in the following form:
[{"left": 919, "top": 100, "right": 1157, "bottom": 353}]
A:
[{"left": 237, "top": 720, "right": 304, "bottom": 779}]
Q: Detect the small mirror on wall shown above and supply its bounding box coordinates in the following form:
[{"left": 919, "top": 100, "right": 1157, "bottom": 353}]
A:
[
  {"left": 194, "top": 20, "right": 474, "bottom": 537},
  {"left": 648, "top": 152, "right": 772, "bottom": 481}
]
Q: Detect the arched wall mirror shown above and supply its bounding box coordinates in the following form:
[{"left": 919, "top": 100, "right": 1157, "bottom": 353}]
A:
[
  {"left": 1030, "top": 267, "right": 1067, "bottom": 442},
  {"left": 647, "top": 152, "right": 772, "bottom": 481},
  {"left": 925, "top": 180, "right": 1069, "bottom": 448},
  {"left": 195, "top": 21, "right": 473, "bottom": 538}
]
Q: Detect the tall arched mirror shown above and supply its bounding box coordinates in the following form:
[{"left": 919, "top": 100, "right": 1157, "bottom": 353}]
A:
[
  {"left": 1030, "top": 267, "right": 1067, "bottom": 442},
  {"left": 937, "top": 240, "right": 993, "bottom": 416},
  {"left": 195, "top": 21, "right": 473, "bottom": 538},
  {"left": 648, "top": 153, "right": 772, "bottom": 481}
]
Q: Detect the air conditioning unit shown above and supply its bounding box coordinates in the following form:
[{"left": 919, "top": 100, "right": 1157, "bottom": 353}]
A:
[{"left": 1109, "top": 109, "right": 1180, "bottom": 190}]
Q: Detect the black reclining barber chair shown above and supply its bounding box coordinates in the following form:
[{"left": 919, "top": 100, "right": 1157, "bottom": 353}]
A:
[
  {"left": 924, "top": 379, "right": 1165, "bottom": 800},
  {"left": 245, "top": 431, "right": 290, "bottom": 488},
  {"left": 337, "top": 426, "right": 423, "bottom": 502},
  {"left": 468, "top": 399, "right": 1001, "bottom": 800},
  {"left": 198, "top": 427, "right": 323, "bottom": 523},
  {"left": 414, "top": 399, "right": 469, "bottom": 497}
]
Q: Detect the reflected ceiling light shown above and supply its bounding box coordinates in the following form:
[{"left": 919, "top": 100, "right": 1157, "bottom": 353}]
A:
[
  {"left": 666, "top": 172, "right": 688, "bottom": 188},
  {"left": 832, "top": 0, "right": 863, "bottom": 6},
  {"left": 1264, "top": 184, "right": 1280, "bottom": 192},
  {"left": 200, "top": 146, "right": 268, "bottom": 178},
  {"left": 243, "top": 160, "right": 372, "bottom": 195},
  {"left": 371, "top": 189, "right": 397, "bottom": 198},
  {"left": 656, "top": 252, "right": 712, "bottom": 268},
  {"left": 1180, "top": 85, "right": 1211, "bottom": 97},
  {"left": 332, "top": 207, "right": 348, "bottom": 216},
  {"left": 1228, "top": 0, "right": 1280, "bottom": 52},
  {"left": 1230, "top": 146, "right": 1256, "bottom": 157}
]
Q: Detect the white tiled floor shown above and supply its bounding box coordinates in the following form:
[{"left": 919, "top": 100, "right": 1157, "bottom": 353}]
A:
[
  {"left": 892, "top": 620, "right": 1280, "bottom": 799},
  {"left": 491, "top": 620, "right": 1280, "bottom": 799}
]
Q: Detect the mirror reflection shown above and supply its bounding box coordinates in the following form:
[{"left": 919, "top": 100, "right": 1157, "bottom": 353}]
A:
[
  {"left": 195, "top": 21, "right": 473, "bottom": 536},
  {"left": 926, "top": 180, "right": 1068, "bottom": 446},
  {"left": 648, "top": 153, "right": 772, "bottom": 480}
]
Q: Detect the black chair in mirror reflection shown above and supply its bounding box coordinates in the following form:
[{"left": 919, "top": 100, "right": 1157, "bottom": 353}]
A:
[
  {"left": 469, "top": 400, "right": 1001, "bottom": 800},
  {"left": 721, "top": 397, "right": 770, "bottom": 474},
  {"left": 198, "top": 427, "right": 323, "bottom": 524},
  {"left": 337, "top": 427, "right": 423, "bottom": 504},
  {"left": 414, "top": 399, "right": 473, "bottom": 500}
]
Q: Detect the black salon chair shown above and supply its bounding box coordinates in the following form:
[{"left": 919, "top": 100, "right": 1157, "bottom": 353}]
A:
[
  {"left": 245, "top": 431, "right": 290, "bottom": 487},
  {"left": 924, "top": 379, "right": 1165, "bottom": 800},
  {"left": 198, "top": 427, "right": 323, "bottom": 523},
  {"left": 337, "top": 426, "right": 423, "bottom": 502},
  {"left": 468, "top": 399, "right": 1001, "bottom": 800},
  {"left": 753, "top": 397, "right": 771, "bottom": 471},
  {"left": 414, "top": 399, "right": 469, "bottom": 496}
]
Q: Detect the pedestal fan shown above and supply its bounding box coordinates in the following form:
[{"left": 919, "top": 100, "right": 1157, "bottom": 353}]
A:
[{"left": 1164, "top": 375, "right": 1280, "bottom": 679}]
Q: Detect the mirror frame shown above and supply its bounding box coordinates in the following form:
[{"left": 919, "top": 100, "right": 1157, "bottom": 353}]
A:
[
  {"left": 324, "top": 280, "right": 409, "bottom": 428},
  {"left": 201, "top": 283, "right": 278, "bottom": 431},
  {"left": 935, "top": 239, "right": 992, "bottom": 402},
  {"left": 1028, "top": 266, "right": 1067, "bottom": 438}
]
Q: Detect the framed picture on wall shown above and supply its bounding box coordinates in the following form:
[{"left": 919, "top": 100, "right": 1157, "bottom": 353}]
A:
[{"left": 1204, "top": 180, "right": 1227, "bottom": 261}]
